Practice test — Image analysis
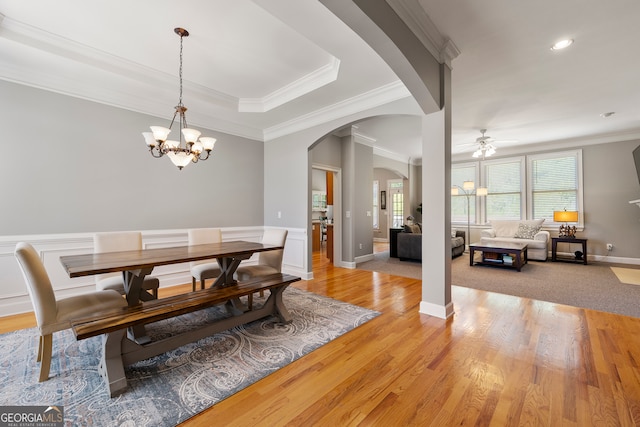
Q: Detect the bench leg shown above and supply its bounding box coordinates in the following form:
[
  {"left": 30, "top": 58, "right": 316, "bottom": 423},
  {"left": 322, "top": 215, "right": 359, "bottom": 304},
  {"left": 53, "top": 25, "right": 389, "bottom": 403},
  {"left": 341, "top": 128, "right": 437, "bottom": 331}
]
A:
[
  {"left": 270, "top": 285, "right": 292, "bottom": 323},
  {"left": 100, "top": 329, "right": 128, "bottom": 397}
]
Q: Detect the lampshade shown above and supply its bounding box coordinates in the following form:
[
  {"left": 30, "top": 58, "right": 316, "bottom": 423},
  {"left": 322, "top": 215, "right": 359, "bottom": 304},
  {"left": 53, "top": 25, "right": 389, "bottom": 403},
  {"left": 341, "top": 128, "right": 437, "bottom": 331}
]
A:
[
  {"left": 150, "top": 126, "right": 171, "bottom": 142},
  {"left": 167, "top": 151, "right": 194, "bottom": 170},
  {"left": 476, "top": 187, "right": 488, "bottom": 196},
  {"left": 553, "top": 210, "right": 578, "bottom": 222},
  {"left": 199, "top": 137, "right": 217, "bottom": 151},
  {"left": 463, "top": 181, "right": 475, "bottom": 190},
  {"left": 181, "top": 128, "right": 201, "bottom": 143},
  {"left": 142, "top": 132, "right": 157, "bottom": 147}
]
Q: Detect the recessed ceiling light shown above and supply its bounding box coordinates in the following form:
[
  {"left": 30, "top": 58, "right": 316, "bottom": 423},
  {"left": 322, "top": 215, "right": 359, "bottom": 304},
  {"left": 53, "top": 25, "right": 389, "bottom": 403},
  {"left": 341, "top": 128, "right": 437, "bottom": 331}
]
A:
[
  {"left": 551, "top": 39, "right": 574, "bottom": 50},
  {"left": 600, "top": 112, "right": 615, "bottom": 118}
]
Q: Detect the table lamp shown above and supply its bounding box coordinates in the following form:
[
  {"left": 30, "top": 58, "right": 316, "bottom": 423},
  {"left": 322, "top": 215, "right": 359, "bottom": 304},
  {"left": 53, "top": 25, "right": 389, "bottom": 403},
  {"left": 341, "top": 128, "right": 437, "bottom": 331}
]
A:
[{"left": 553, "top": 209, "right": 578, "bottom": 238}]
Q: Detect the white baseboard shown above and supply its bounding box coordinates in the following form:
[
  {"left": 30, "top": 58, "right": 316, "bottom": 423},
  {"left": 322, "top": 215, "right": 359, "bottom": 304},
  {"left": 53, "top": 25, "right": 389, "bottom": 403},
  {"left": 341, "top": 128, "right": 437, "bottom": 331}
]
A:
[
  {"left": 419, "top": 301, "right": 454, "bottom": 319},
  {"left": 354, "top": 253, "right": 375, "bottom": 264}
]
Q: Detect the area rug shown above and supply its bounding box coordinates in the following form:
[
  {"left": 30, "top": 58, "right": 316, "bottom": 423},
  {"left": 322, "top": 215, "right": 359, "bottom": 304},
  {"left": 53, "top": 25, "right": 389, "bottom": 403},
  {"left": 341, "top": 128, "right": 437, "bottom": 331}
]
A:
[
  {"left": 358, "top": 250, "right": 640, "bottom": 318},
  {"left": 0, "top": 288, "right": 379, "bottom": 426},
  {"left": 611, "top": 267, "right": 640, "bottom": 286}
]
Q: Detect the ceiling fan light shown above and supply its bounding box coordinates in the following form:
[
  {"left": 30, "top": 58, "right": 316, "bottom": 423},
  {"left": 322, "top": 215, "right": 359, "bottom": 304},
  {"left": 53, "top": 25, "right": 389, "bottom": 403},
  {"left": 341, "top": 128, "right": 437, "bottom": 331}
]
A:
[{"left": 472, "top": 149, "right": 482, "bottom": 158}]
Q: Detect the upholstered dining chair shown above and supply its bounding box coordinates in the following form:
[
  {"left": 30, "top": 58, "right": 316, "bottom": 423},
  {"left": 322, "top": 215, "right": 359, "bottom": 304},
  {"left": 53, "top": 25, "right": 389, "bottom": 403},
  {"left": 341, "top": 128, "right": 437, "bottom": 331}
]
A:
[
  {"left": 14, "top": 242, "right": 127, "bottom": 382},
  {"left": 94, "top": 231, "right": 160, "bottom": 299},
  {"left": 235, "top": 228, "right": 288, "bottom": 308},
  {"left": 188, "top": 228, "right": 222, "bottom": 291}
]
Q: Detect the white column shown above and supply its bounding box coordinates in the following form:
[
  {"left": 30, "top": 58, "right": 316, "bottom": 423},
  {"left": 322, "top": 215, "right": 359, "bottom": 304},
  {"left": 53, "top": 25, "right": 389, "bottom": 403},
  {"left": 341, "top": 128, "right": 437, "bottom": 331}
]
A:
[{"left": 419, "top": 110, "right": 453, "bottom": 318}]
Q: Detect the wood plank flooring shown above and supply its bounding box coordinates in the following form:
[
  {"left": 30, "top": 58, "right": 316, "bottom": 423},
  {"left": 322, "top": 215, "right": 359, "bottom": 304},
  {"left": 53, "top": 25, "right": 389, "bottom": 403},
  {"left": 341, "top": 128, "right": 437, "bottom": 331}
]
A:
[{"left": 2, "top": 244, "right": 640, "bottom": 426}]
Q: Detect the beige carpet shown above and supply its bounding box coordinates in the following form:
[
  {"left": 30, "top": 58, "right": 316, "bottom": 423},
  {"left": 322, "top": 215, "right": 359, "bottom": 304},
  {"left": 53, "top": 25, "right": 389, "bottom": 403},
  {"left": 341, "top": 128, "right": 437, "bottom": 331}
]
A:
[
  {"left": 611, "top": 267, "right": 640, "bottom": 285},
  {"left": 358, "top": 251, "right": 640, "bottom": 318}
]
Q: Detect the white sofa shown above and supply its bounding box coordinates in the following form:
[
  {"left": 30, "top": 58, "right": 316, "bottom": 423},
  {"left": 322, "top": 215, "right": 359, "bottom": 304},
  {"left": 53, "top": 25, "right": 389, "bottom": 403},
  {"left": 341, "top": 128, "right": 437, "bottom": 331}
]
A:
[{"left": 480, "top": 219, "right": 550, "bottom": 261}]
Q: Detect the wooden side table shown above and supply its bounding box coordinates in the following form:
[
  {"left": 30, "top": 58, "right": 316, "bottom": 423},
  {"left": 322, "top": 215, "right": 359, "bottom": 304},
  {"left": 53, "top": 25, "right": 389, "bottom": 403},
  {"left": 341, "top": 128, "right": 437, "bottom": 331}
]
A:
[{"left": 551, "top": 237, "right": 588, "bottom": 265}]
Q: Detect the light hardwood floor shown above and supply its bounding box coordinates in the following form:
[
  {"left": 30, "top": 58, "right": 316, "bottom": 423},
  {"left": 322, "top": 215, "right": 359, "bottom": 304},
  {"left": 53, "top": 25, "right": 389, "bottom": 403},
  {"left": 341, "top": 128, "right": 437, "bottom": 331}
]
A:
[{"left": 3, "top": 244, "right": 640, "bottom": 426}]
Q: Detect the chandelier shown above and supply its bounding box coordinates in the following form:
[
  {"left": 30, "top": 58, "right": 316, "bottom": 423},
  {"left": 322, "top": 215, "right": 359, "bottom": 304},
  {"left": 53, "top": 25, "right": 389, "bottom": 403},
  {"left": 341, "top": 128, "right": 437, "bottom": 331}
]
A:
[{"left": 142, "top": 28, "right": 216, "bottom": 170}]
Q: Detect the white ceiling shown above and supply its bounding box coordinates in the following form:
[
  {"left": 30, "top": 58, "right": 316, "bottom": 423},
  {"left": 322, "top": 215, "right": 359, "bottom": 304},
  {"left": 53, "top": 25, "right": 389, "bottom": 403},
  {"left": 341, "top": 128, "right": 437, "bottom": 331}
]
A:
[{"left": 1, "top": 0, "right": 639, "bottom": 162}]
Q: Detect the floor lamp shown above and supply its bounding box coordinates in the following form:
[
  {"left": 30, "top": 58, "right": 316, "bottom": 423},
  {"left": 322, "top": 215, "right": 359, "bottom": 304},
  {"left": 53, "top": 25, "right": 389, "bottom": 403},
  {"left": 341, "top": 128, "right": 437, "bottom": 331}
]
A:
[{"left": 452, "top": 181, "right": 488, "bottom": 249}]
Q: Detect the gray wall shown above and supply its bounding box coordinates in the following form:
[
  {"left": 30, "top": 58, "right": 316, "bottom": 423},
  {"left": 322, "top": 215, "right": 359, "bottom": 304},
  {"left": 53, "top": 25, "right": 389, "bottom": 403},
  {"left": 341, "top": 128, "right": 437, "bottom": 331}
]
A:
[
  {"left": 0, "top": 80, "right": 264, "bottom": 235},
  {"left": 311, "top": 134, "right": 342, "bottom": 168},
  {"left": 582, "top": 140, "right": 640, "bottom": 258},
  {"left": 353, "top": 142, "right": 374, "bottom": 258}
]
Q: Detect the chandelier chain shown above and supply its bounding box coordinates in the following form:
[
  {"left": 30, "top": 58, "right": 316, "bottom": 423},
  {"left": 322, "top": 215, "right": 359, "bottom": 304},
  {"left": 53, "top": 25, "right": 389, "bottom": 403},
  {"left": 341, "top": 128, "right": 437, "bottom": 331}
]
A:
[{"left": 178, "top": 32, "right": 183, "bottom": 108}]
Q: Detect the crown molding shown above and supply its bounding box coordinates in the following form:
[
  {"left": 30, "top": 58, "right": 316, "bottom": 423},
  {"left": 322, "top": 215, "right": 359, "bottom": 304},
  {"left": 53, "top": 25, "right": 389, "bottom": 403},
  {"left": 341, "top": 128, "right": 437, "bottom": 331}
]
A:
[
  {"left": 374, "top": 146, "right": 410, "bottom": 164},
  {"left": 385, "top": 0, "right": 459, "bottom": 67},
  {"left": 238, "top": 57, "right": 340, "bottom": 112},
  {"left": 263, "top": 80, "right": 411, "bottom": 141}
]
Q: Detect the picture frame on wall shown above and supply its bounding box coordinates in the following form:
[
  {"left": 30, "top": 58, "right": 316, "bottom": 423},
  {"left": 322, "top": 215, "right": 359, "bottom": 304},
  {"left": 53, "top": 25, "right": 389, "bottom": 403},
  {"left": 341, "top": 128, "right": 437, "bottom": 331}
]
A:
[{"left": 381, "top": 191, "right": 386, "bottom": 210}]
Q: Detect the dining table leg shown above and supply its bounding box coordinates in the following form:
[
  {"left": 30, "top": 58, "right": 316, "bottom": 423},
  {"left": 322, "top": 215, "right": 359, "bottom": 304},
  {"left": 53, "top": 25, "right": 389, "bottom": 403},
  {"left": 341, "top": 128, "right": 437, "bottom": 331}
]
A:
[
  {"left": 122, "top": 267, "right": 154, "bottom": 344},
  {"left": 211, "top": 254, "right": 254, "bottom": 314}
]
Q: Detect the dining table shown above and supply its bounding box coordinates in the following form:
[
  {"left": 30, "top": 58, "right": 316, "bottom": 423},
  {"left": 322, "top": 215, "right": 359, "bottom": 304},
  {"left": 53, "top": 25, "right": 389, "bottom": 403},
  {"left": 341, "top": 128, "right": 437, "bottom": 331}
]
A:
[{"left": 59, "top": 240, "right": 284, "bottom": 343}]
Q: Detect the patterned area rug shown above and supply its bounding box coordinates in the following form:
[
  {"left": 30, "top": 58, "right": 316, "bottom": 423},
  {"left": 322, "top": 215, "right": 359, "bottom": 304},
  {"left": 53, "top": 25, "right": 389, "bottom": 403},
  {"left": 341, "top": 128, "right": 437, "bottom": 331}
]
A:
[{"left": 0, "top": 288, "right": 379, "bottom": 426}]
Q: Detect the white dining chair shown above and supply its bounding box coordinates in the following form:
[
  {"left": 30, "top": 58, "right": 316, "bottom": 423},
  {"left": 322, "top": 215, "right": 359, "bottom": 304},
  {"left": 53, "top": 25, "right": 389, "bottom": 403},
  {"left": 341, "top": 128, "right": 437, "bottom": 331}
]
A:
[
  {"left": 94, "top": 231, "right": 160, "bottom": 299},
  {"left": 236, "top": 228, "right": 288, "bottom": 308},
  {"left": 188, "top": 228, "right": 222, "bottom": 291},
  {"left": 14, "top": 242, "right": 127, "bottom": 382}
]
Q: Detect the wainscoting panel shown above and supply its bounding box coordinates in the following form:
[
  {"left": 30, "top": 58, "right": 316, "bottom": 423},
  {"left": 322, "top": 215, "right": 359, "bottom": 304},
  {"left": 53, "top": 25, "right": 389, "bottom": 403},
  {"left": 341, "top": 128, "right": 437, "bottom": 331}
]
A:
[{"left": 0, "top": 226, "right": 308, "bottom": 317}]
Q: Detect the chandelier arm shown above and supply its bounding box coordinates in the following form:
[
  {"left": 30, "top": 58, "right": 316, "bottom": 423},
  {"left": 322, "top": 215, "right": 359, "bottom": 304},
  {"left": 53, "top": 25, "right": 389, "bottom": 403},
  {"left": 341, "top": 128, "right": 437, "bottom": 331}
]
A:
[
  {"left": 149, "top": 147, "right": 164, "bottom": 158},
  {"left": 168, "top": 109, "right": 179, "bottom": 131}
]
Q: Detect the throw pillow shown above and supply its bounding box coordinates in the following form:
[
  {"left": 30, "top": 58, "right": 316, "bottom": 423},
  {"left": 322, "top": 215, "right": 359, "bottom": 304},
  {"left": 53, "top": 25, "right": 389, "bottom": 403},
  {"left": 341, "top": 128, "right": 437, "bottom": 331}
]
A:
[
  {"left": 410, "top": 224, "right": 421, "bottom": 234},
  {"left": 404, "top": 224, "right": 413, "bottom": 233},
  {"left": 451, "top": 228, "right": 457, "bottom": 238},
  {"left": 514, "top": 223, "right": 541, "bottom": 239}
]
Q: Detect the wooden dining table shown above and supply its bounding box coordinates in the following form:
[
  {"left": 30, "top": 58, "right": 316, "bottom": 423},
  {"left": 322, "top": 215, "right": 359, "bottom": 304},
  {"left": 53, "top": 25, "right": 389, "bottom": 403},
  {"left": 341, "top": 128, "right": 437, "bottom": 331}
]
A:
[
  {"left": 59, "top": 240, "right": 299, "bottom": 396},
  {"left": 60, "top": 240, "right": 283, "bottom": 343}
]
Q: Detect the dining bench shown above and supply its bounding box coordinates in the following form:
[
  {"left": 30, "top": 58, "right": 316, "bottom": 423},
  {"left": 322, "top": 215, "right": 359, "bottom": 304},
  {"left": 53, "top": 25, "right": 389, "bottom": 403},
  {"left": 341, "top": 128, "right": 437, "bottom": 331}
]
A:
[{"left": 71, "top": 273, "right": 301, "bottom": 396}]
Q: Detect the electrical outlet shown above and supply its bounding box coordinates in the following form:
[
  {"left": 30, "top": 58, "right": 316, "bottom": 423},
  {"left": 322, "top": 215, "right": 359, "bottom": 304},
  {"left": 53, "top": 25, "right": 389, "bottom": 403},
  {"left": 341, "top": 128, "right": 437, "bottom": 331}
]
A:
[{"left": 606, "top": 243, "right": 613, "bottom": 251}]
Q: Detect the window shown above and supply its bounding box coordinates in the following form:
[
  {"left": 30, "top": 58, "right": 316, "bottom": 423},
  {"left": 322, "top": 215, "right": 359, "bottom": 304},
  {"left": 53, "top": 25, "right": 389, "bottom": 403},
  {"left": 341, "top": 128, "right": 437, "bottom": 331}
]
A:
[
  {"left": 389, "top": 180, "right": 404, "bottom": 228},
  {"left": 529, "top": 151, "right": 582, "bottom": 225},
  {"left": 373, "top": 180, "right": 379, "bottom": 230},
  {"left": 451, "top": 164, "right": 478, "bottom": 224},
  {"left": 452, "top": 149, "right": 583, "bottom": 227},
  {"left": 483, "top": 158, "right": 524, "bottom": 221}
]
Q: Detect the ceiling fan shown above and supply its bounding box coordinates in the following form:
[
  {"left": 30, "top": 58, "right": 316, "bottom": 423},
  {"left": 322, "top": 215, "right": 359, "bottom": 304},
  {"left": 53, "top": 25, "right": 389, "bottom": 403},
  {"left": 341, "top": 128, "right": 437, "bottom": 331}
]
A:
[{"left": 463, "top": 129, "right": 518, "bottom": 159}]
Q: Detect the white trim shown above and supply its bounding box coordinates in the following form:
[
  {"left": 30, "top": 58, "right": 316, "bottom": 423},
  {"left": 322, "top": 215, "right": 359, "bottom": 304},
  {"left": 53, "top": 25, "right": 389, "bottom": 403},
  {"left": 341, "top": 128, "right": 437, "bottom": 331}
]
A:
[
  {"left": 419, "top": 301, "right": 455, "bottom": 319},
  {"left": 355, "top": 254, "right": 375, "bottom": 264},
  {"left": 264, "top": 81, "right": 411, "bottom": 141},
  {"left": 1, "top": 226, "right": 308, "bottom": 317},
  {"left": 239, "top": 58, "right": 340, "bottom": 112}
]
